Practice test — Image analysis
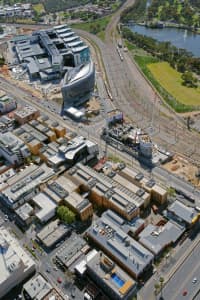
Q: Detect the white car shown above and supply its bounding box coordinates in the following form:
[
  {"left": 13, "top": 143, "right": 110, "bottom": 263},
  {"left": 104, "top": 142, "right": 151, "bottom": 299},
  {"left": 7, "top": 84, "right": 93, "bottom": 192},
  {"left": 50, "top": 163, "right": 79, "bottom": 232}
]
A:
[{"left": 192, "top": 277, "right": 197, "bottom": 284}]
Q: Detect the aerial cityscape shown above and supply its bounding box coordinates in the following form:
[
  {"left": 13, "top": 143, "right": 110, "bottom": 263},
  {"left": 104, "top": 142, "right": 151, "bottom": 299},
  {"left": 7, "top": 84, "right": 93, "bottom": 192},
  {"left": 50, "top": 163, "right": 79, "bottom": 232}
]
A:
[{"left": 0, "top": 0, "right": 199, "bottom": 300}]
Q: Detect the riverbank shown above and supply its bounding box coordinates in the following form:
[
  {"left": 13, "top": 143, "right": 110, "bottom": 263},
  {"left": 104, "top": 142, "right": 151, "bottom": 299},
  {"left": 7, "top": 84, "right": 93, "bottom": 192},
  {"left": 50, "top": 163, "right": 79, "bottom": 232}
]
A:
[{"left": 137, "top": 21, "right": 200, "bottom": 34}]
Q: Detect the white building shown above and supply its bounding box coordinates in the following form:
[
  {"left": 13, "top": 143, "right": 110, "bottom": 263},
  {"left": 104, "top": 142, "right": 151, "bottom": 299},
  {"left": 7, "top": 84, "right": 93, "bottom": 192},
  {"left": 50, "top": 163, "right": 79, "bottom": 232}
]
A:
[
  {"left": 0, "top": 132, "right": 30, "bottom": 165},
  {"left": 32, "top": 192, "right": 57, "bottom": 223},
  {"left": 0, "top": 227, "right": 35, "bottom": 299}
]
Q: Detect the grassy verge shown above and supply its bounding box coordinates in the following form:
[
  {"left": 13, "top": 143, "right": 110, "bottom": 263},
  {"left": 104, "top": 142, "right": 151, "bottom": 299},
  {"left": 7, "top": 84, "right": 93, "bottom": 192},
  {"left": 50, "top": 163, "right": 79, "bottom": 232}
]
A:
[
  {"left": 148, "top": 62, "right": 200, "bottom": 106},
  {"left": 134, "top": 54, "right": 198, "bottom": 112},
  {"left": 71, "top": 15, "right": 111, "bottom": 41}
]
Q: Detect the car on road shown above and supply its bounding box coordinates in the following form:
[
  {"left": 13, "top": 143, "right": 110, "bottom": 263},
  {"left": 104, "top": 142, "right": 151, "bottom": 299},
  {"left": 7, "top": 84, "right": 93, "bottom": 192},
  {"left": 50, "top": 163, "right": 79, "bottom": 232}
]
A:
[
  {"left": 57, "top": 277, "right": 62, "bottom": 284},
  {"left": 71, "top": 287, "right": 76, "bottom": 298},
  {"left": 4, "top": 215, "right": 8, "bottom": 222},
  {"left": 192, "top": 277, "right": 197, "bottom": 284},
  {"left": 182, "top": 290, "right": 187, "bottom": 296},
  {"left": 46, "top": 269, "right": 51, "bottom": 273}
]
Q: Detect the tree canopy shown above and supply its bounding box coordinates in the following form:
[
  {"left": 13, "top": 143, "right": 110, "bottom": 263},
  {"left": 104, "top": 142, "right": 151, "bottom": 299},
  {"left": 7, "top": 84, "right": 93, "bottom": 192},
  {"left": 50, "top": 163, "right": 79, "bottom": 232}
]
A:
[{"left": 57, "top": 205, "right": 75, "bottom": 224}]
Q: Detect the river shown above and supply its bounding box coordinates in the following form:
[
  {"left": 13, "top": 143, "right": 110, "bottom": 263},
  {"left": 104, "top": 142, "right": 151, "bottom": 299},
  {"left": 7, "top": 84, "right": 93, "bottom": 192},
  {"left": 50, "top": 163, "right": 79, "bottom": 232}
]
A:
[{"left": 129, "top": 24, "right": 200, "bottom": 57}]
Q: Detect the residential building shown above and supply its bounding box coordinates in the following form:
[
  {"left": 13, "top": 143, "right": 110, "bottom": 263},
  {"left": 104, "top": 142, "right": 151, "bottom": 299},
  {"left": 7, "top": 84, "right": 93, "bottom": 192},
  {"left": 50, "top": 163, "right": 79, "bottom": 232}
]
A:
[
  {"left": 87, "top": 251, "right": 137, "bottom": 300},
  {"left": 119, "top": 167, "right": 168, "bottom": 204},
  {"left": 69, "top": 163, "right": 143, "bottom": 220},
  {"left": 0, "top": 227, "right": 35, "bottom": 299}
]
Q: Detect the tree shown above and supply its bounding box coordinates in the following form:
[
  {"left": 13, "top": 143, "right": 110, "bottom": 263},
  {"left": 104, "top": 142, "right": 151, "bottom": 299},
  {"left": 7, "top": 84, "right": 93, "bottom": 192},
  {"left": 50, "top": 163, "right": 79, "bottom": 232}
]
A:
[
  {"left": 159, "top": 277, "right": 164, "bottom": 298},
  {"left": 181, "top": 71, "right": 198, "bottom": 88},
  {"left": 57, "top": 205, "right": 75, "bottom": 224}
]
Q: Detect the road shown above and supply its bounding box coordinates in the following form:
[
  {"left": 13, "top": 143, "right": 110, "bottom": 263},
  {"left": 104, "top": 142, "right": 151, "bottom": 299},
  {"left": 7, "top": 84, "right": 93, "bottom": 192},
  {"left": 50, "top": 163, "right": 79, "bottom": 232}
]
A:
[
  {"left": 138, "top": 226, "right": 200, "bottom": 300},
  {"left": 160, "top": 239, "right": 200, "bottom": 300},
  {"left": 3, "top": 15, "right": 200, "bottom": 165},
  {"left": 76, "top": 0, "right": 200, "bottom": 166}
]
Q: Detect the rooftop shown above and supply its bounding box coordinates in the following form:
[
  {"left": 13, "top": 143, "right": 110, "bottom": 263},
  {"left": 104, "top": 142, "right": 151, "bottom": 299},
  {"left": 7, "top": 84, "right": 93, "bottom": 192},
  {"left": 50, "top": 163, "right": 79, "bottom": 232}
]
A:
[
  {"left": 23, "top": 274, "right": 52, "bottom": 300},
  {"left": 36, "top": 219, "right": 70, "bottom": 248},
  {"left": 139, "top": 221, "right": 185, "bottom": 255},
  {"left": 32, "top": 192, "right": 57, "bottom": 222},
  {"left": 87, "top": 216, "right": 154, "bottom": 278},
  {"left": 167, "top": 200, "right": 199, "bottom": 224},
  {"left": 14, "top": 105, "right": 39, "bottom": 119},
  {"left": 0, "top": 227, "right": 35, "bottom": 288},
  {"left": 87, "top": 251, "right": 137, "bottom": 299}
]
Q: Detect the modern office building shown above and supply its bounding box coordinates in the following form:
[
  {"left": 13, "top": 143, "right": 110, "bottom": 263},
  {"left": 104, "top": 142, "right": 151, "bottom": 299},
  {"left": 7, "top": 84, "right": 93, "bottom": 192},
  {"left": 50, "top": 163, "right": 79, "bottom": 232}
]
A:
[
  {"left": 87, "top": 251, "right": 137, "bottom": 300},
  {"left": 61, "top": 60, "right": 95, "bottom": 109},
  {"left": 0, "top": 227, "right": 35, "bottom": 299},
  {"left": 0, "top": 132, "right": 30, "bottom": 165},
  {"left": 12, "top": 24, "right": 95, "bottom": 107},
  {"left": 87, "top": 217, "right": 154, "bottom": 279},
  {"left": 47, "top": 136, "right": 99, "bottom": 168},
  {"left": 13, "top": 24, "right": 90, "bottom": 81}
]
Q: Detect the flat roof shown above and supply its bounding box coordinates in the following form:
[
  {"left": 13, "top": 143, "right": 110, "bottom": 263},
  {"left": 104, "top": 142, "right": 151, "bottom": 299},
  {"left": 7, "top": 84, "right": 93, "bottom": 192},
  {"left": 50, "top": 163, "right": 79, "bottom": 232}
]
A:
[
  {"left": 0, "top": 227, "right": 35, "bottom": 287},
  {"left": 168, "top": 200, "right": 199, "bottom": 224},
  {"left": 139, "top": 221, "right": 185, "bottom": 255},
  {"left": 87, "top": 251, "right": 137, "bottom": 299},
  {"left": 36, "top": 219, "right": 70, "bottom": 248},
  {"left": 2, "top": 164, "right": 55, "bottom": 204},
  {"left": 32, "top": 192, "right": 57, "bottom": 221},
  {"left": 15, "top": 203, "right": 34, "bottom": 221},
  {"left": 87, "top": 217, "right": 154, "bottom": 278},
  {"left": 23, "top": 274, "right": 52, "bottom": 300}
]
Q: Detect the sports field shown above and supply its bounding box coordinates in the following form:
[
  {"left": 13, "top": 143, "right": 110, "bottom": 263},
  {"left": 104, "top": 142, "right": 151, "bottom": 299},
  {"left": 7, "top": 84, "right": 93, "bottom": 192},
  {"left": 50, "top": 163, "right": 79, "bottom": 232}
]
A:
[{"left": 147, "top": 62, "right": 200, "bottom": 106}]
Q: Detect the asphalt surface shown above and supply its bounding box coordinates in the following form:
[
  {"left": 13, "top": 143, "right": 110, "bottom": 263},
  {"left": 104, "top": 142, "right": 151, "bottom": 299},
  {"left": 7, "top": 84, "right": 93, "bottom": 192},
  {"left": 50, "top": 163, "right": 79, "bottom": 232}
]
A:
[{"left": 161, "top": 240, "right": 200, "bottom": 300}]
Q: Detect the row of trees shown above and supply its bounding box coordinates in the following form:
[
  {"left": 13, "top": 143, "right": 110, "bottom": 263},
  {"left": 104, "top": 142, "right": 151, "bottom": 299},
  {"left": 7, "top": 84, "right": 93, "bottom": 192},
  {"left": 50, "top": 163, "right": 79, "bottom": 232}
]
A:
[
  {"left": 147, "top": 0, "right": 200, "bottom": 28},
  {"left": 122, "top": 27, "right": 200, "bottom": 76}
]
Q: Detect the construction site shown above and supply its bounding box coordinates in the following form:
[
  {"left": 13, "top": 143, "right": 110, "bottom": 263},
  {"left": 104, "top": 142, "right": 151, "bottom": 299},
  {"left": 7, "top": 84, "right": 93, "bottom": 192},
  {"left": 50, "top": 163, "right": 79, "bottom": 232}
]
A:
[
  {"left": 101, "top": 109, "right": 172, "bottom": 166},
  {"left": 163, "top": 154, "right": 200, "bottom": 187}
]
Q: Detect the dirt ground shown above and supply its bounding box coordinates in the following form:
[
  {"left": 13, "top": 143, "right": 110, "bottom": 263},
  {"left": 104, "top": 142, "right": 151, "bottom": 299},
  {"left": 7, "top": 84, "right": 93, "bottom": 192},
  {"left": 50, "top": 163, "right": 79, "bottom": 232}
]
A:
[
  {"left": 86, "top": 97, "right": 100, "bottom": 114},
  {"left": 163, "top": 154, "right": 200, "bottom": 186}
]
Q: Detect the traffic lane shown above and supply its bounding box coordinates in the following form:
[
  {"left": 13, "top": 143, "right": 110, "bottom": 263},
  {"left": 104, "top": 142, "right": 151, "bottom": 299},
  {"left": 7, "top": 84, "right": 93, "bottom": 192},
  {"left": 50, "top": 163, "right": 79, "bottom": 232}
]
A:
[{"left": 161, "top": 241, "right": 200, "bottom": 300}]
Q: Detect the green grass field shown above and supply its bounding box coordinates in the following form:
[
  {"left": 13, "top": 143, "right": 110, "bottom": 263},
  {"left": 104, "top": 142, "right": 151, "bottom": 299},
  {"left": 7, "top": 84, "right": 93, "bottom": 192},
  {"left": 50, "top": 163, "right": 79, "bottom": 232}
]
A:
[
  {"left": 147, "top": 62, "right": 200, "bottom": 106},
  {"left": 71, "top": 15, "right": 111, "bottom": 41}
]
